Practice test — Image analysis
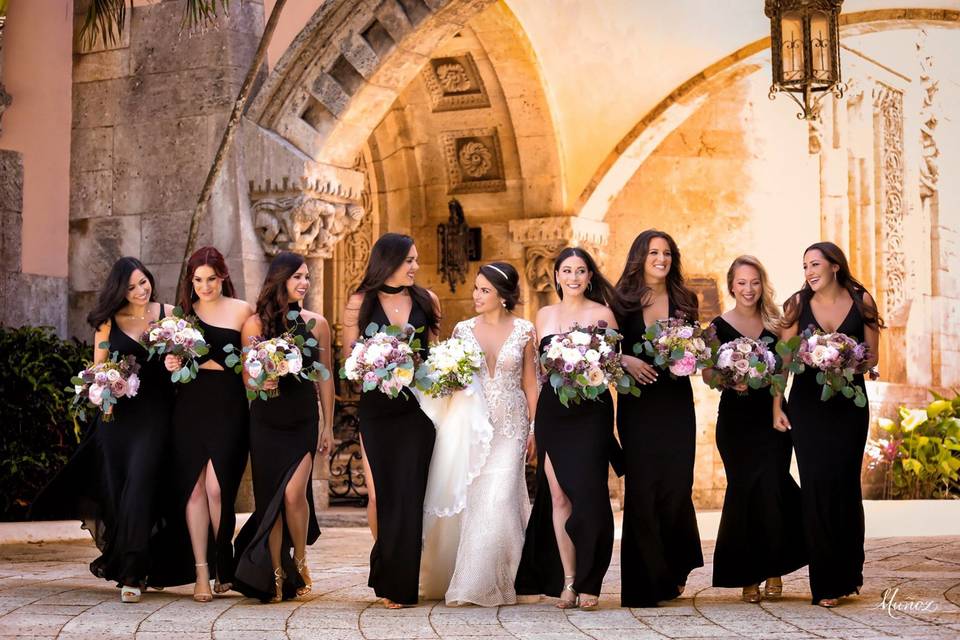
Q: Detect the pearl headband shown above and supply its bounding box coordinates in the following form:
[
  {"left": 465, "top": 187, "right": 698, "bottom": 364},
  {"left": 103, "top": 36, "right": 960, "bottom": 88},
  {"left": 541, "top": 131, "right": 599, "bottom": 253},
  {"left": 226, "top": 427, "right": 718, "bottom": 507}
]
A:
[{"left": 484, "top": 264, "right": 509, "bottom": 281}]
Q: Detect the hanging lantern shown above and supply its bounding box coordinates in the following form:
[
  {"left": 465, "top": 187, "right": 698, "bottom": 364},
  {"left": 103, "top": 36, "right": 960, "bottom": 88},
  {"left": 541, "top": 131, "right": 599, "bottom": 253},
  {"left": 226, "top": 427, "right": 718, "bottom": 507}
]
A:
[
  {"left": 765, "top": 0, "right": 844, "bottom": 120},
  {"left": 437, "top": 199, "right": 481, "bottom": 293}
]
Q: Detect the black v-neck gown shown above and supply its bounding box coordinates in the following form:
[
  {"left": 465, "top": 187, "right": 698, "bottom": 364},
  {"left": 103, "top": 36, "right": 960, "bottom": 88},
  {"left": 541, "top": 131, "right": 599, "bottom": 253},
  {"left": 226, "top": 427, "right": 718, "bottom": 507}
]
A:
[
  {"left": 615, "top": 303, "right": 703, "bottom": 607},
  {"left": 31, "top": 308, "right": 175, "bottom": 588},
  {"left": 710, "top": 317, "right": 806, "bottom": 588},
  {"left": 149, "top": 318, "right": 249, "bottom": 588},
  {"left": 233, "top": 305, "right": 321, "bottom": 601},
  {"left": 787, "top": 296, "right": 869, "bottom": 603},
  {"left": 359, "top": 299, "right": 435, "bottom": 605},
  {"left": 515, "top": 334, "right": 617, "bottom": 599}
]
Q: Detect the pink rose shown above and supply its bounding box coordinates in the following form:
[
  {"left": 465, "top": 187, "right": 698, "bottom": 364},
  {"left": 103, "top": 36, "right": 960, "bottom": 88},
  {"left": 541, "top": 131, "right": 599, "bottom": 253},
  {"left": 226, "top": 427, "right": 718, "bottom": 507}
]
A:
[
  {"left": 126, "top": 374, "right": 140, "bottom": 396},
  {"left": 88, "top": 383, "right": 105, "bottom": 405},
  {"left": 111, "top": 378, "right": 128, "bottom": 397},
  {"left": 669, "top": 354, "right": 697, "bottom": 377}
]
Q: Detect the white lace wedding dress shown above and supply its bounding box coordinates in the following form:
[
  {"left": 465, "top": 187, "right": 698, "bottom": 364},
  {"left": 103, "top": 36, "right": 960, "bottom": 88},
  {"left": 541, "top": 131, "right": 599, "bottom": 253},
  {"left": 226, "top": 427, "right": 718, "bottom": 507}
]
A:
[{"left": 420, "top": 317, "right": 535, "bottom": 606}]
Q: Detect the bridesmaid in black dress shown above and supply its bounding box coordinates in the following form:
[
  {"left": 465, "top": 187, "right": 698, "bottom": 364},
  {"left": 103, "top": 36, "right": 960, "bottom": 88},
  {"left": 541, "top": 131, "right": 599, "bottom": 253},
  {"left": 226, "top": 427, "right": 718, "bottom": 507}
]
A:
[
  {"left": 342, "top": 233, "right": 440, "bottom": 608},
  {"left": 515, "top": 247, "right": 621, "bottom": 611},
  {"left": 31, "top": 257, "right": 174, "bottom": 603},
  {"left": 151, "top": 247, "right": 254, "bottom": 600},
  {"left": 774, "top": 242, "right": 881, "bottom": 608},
  {"left": 702, "top": 256, "right": 805, "bottom": 603},
  {"left": 233, "top": 252, "right": 335, "bottom": 602},
  {"left": 614, "top": 229, "right": 703, "bottom": 607}
]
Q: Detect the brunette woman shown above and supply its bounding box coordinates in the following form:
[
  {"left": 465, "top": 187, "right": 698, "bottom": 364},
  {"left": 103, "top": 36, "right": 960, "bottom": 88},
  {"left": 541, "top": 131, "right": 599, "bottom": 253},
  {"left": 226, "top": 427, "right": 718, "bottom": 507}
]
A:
[
  {"left": 150, "top": 247, "right": 254, "bottom": 600},
  {"left": 342, "top": 233, "right": 440, "bottom": 608},
  {"left": 703, "top": 256, "right": 806, "bottom": 603},
  {"left": 32, "top": 257, "right": 174, "bottom": 603},
  {"left": 514, "top": 247, "right": 621, "bottom": 611},
  {"left": 233, "top": 252, "right": 335, "bottom": 602},
  {"left": 614, "top": 229, "right": 703, "bottom": 607},
  {"left": 774, "top": 242, "right": 881, "bottom": 607}
]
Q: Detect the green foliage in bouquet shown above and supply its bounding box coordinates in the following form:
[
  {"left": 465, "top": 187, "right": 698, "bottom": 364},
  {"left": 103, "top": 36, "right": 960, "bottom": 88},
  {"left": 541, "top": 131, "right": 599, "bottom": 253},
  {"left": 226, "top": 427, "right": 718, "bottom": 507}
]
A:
[
  {"left": 0, "top": 326, "right": 92, "bottom": 520},
  {"left": 868, "top": 391, "right": 960, "bottom": 499}
]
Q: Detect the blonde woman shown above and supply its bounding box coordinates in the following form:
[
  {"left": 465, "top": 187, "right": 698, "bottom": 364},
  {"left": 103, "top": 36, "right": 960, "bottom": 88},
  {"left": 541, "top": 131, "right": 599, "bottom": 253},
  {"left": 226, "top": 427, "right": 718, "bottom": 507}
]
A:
[{"left": 703, "top": 256, "right": 806, "bottom": 603}]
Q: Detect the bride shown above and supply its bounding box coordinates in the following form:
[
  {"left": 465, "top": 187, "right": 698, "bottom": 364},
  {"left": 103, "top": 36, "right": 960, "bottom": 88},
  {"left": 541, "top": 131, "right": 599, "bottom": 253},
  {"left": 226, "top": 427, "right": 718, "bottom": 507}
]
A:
[{"left": 420, "top": 262, "right": 538, "bottom": 606}]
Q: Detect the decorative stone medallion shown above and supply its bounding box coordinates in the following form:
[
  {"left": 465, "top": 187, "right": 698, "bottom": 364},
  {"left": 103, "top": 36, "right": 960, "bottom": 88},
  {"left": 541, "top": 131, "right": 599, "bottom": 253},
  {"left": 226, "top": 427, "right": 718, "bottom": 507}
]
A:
[
  {"left": 421, "top": 53, "right": 490, "bottom": 112},
  {"left": 442, "top": 128, "right": 505, "bottom": 194}
]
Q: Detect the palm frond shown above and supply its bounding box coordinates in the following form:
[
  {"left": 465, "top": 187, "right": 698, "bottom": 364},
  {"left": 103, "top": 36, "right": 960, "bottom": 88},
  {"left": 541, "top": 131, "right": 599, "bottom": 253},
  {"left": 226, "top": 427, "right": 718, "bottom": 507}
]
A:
[{"left": 79, "top": 0, "right": 231, "bottom": 50}]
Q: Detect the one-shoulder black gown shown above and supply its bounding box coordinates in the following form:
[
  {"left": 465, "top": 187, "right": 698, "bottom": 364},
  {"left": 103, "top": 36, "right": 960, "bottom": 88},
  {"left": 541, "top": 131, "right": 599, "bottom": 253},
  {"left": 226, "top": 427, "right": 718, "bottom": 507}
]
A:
[
  {"left": 515, "top": 334, "right": 616, "bottom": 599},
  {"left": 788, "top": 297, "right": 869, "bottom": 603},
  {"left": 150, "top": 318, "right": 249, "bottom": 588},
  {"left": 616, "top": 305, "right": 703, "bottom": 607},
  {"left": 360, "top": 298, "right": 436, "bottom": 605},
  {"left": 233, "top": 305, "right": 321, "bottom": 601},
  {"left": 31, "top": 307, "right": 174, "bottom": 588},
  {"left": 710, "top": 317, "right": 806, "bottom": 588}
]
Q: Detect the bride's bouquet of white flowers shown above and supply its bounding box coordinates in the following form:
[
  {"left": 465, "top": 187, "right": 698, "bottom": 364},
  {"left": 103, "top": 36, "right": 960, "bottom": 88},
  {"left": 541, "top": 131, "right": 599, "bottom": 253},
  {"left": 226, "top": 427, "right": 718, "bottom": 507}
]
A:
[{"left": 415, "top": 337, "right": 485, "bottom": 398}]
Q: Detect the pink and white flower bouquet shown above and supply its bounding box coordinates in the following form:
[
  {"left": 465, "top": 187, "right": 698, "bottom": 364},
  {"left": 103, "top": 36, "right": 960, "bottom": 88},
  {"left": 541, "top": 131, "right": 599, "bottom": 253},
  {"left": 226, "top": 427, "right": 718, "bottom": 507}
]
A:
[
  {"left": 708, "top": 336, "right": 782, "bottom": 394},
  {"left": 540, "top": 321, "right": 639, "bottom": 408},
  {"left": 637, "top": 316, "right": 717, "bottom": 377},
  {"left": 340, "top": 323, "right": 422, "bottom": 399},
  {"left": 140, "top": 308, "right": 209, "bottom": 383},
  {"left": 779, "top": 327, "right": 875, "bottom": 407},
  {"left": 69, "top": 355, "right": 141, "bottom": 422},
  {"left": 414, "top": 336, "right": 484, "bottom": 398}
]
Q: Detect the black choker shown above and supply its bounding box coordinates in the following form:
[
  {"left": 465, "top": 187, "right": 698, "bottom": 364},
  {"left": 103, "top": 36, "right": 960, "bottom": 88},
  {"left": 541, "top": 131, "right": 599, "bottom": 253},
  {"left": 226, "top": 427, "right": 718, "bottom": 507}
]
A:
[{"left": 379, "top": 283, "right": 406, "bottom": 294}]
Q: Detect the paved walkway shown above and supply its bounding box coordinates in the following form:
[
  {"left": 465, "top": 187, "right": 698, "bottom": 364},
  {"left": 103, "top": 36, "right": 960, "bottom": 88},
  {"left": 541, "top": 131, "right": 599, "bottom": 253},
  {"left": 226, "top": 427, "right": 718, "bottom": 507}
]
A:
[{"left": 1, "top": 528, "right": 958, "bottom": 639}]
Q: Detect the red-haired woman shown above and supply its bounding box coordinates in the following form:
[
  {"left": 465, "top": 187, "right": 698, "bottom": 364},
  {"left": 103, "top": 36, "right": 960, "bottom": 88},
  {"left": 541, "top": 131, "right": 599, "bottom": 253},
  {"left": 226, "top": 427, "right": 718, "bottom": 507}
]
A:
[
  {"left": 774, "top": 242, "right": 881, "bottom": 608},
  {"left": 233, "top": 252, "right": 335, "bottom": 602},
  {"left": 151, "top": 247, "right": 254, "bottom": 601}
]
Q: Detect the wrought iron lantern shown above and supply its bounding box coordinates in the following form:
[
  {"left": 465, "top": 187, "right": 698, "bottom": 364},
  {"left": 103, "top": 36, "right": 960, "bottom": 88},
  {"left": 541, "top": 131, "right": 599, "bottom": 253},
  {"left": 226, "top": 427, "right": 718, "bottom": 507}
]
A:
[
  {"left": 437, "top": 199, "right": 481, "bottom": 293},
  {"left": 765, "top": 0, "right": 844, "bottom": 120}
]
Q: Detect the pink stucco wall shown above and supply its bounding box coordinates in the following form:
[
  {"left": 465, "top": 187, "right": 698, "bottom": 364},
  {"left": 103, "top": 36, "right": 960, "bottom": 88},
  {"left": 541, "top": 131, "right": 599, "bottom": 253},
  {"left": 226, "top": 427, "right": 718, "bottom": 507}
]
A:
[{"left": 2, "top": 0, "right": 72, "bottom": 278}]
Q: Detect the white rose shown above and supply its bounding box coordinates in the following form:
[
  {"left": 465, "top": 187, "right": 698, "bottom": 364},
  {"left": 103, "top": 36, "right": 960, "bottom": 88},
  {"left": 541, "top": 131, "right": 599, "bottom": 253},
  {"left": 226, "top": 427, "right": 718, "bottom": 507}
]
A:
[
  {"left": 570, "top": 331, "right": 591, "bottom": 346},
  {"left": 547, "top": 343, "right": 563, "bottom": 360},
  {"left": 247, "top": 360, "right": 263, "bottom": 378},
  {"left": 344, "top": 356, "right": 359, "bottom": 379},
  {"left": 584, "top": 349, "right": 601, "bottom": 363},
  {"left": 106, "top": 369, "right": 121, "bottom": 382},
  {"left": 717, "top": 350, "right": 733, "bottom": 369},
  {"left": 736, "top": 341, "right": 753, "bottom": 354},
  {"left": 264, "top": 342, "right": 277, "bottom": 354},
  {"left": 561, "top": 347, "right": 583, "bottom": 364},
  {"left": 288, "top": 354, "right": 302, "bottom": 374},
  {"left": 599, "top": 342, "right": 612, "bottom": 355}
]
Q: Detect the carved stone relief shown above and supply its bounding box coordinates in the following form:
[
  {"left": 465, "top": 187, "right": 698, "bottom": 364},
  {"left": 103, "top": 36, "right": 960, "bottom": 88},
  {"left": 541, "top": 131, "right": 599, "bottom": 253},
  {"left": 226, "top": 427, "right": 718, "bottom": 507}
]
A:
[
  {"left": 874, "top": 83, "right": 905, "bottom": 318},
  {"left": 917, "top": 31, "right": 940, "bottom": 202},
  {"left": 442, "top": 127, "right": 505, "bottom": 194},
  {"left": 509, "top": 216, "right": 610, "bottom": 293},
  {"left": 421, "top": 53, "right": 490, "bottom": 112}
]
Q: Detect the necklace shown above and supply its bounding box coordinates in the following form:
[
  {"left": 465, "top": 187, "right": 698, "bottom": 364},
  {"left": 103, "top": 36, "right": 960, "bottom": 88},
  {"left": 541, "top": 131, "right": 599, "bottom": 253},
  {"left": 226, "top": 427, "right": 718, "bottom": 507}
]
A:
[{"left": 379, "top": 283, "right": 405, "bottom": 294}]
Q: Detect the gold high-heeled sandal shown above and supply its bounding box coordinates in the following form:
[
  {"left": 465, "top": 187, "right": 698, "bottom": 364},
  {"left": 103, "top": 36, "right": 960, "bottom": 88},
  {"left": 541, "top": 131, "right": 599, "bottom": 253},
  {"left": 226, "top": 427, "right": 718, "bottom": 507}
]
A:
[
  {"left": 579, "top": 594, "right": 599, "bottom": 611},
  {"left": 741, "top": 583, "right": 761, "bottom": 604},
  {"left": 294, "top": 555, "right": 312, "bottom": 597},
  {"left": 556, "top": 575, "right": 578, "bottom": 610},
  {"left": 817, "top": 598, "right": 838, "bottom": 608},
  {"left": 764, "top": 577, "right": 783, "bottom": 599},
  {"left": 193, "top": 563, "right": 213, "bottom": 603},
  {"left": 269, "top": 567, "right": 284, "bottom": 603}
]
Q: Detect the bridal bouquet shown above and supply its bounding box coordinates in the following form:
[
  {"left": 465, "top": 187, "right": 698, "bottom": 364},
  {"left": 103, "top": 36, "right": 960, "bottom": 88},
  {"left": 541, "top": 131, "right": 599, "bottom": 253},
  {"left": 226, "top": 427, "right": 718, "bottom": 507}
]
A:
[
  {"left": 340, "top": 322, "right": 421, "bottom": 399},
  {"left": 140, "top": 308, "right": 209, "bottom": 383},
  {"left": 637, "top": 316, "right": 717, "bottom": 377},
  {"left": 708, "top": 336, "right": 783, "bottom": 395},
  {"left": 68, "top": 354, "right": 141, "bottom": 422},
  {"left": 778, "top": 327, "right": 875, "bottom": 407},
  {"left": 233, "top": 310, "right": 331, "bottom": 401},
  {"left": 415, "top": 337, "right": 484, "bottom": 398},
  {"left": 541, "top": 321, "right": 639, "bottom": 408}
]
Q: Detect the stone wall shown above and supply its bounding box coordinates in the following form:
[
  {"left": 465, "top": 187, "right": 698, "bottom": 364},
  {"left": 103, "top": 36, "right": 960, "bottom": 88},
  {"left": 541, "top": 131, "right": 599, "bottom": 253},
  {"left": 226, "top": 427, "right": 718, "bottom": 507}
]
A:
[{"left": 68, "top": 0, "right": 264, "bottom": 339}]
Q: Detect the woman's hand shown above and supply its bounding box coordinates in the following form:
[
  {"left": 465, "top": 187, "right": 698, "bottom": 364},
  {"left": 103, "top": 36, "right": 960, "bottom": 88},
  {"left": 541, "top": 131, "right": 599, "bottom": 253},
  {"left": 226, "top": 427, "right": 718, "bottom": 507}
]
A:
[
  {"left": 732, "top": 382, "right": 749, "bottom": 392},
  {"left": 164, "top": 355, "right": 182, "bottom": 372},
  {"left": 525, "top": 432, "right": 536, "bottom": 464},
  {"left": 773, "top": 406, "right": 791, "bottom": 432},
  {"left": 623, "top": 354, "right": 658, "bottom": 385},
  {"left": 317, "top": 428, "right": 333, "bottom": 457},
  {"left": 263, "top": 378, "right": 279, "bottom": 390}
]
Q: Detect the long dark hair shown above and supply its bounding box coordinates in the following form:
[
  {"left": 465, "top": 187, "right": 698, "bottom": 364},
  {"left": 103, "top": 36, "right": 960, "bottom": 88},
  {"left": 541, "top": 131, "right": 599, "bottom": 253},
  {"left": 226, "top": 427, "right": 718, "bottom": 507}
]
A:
[
  {"left": 553, "top": 247, "right": 617, "bottom": 307},
  {"left": 478, "top": 262, "right": 521, "bottom": 311},
  {"left": 255, "top": 251, "right": 305, "bottom": 339},
  {"left": 355, "top": 233, "right": 439, "bottom": 333},
  {"left": 782, "top": 241, "right": 884, "bottom": 329},
  {"left": 177, "top": 246, "right": 236, "bottom": 315},
  {"left": 87, "top": 257, "right": 157, "bottom": 329},
  {"left": 614, "top": 229, "right": 698, "bottom": 320}
]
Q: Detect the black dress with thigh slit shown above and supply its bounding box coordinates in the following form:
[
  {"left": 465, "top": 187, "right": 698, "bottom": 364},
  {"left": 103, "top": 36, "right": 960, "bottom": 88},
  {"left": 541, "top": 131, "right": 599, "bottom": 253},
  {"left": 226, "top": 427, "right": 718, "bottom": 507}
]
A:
[
  {"left": 710, "top": 317, "right": 806, "bottom": 588},
  {"left": 787, "top": 296, "right": 869, "bottom": 603},
  {"left": 233, "top": 304, "right": 321, "bottom": 601},
  {"left": 31, "top": 307, "right": 175, "bottom": 589},
  {"left": 515, "top": 334, "right": 617, "bottom": 599},
  {"left": 616, "top": 303, "right": 703, "bottom": 607},
  {"left": 149, "top": 318, "right": 249, "bottom": 588}
]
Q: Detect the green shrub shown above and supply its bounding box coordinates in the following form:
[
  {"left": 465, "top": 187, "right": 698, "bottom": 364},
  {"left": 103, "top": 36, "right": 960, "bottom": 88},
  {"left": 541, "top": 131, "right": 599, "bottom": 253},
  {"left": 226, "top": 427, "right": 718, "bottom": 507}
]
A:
[
  {"left": 0, "top": 326, "right": 92, "bottom": 520},
  {"left": 866, "top": 390, "right": 960, "bottom": 499}
]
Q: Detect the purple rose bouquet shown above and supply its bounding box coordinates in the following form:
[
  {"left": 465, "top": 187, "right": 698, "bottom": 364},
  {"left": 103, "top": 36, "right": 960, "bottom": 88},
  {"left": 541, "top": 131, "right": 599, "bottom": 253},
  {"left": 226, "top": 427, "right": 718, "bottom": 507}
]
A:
[
  {"left": 140, "top": 308, "right": 209, "bottom": 383},
  {"left": 637, "top": 316, "right": 717, "bottom": 377},
  {"left": 779, "top": 327, "right": 876, "bottom": 407},
  {"left": 68, "top": 355, "right": 141, "bottom": 422},
  {"left": 708, "top": 336, "right": 781, "bottom": 394},
  {"left": 339, "top": 323, "right": 422, "bottom": 399}
]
